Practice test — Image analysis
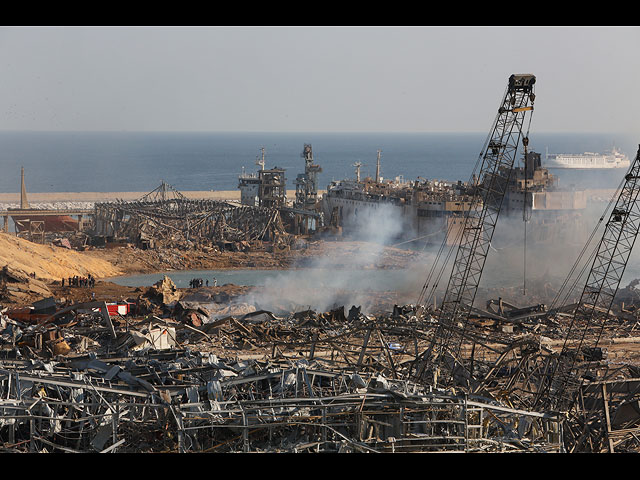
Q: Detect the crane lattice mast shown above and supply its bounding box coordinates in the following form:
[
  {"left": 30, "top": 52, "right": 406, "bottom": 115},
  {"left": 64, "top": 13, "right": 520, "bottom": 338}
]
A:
[
  {"left": 416, "top": 74, "right": 537, "bottom": 387},
  {"left": 537, "top": 144, "right": 640, "bottom": 412}
]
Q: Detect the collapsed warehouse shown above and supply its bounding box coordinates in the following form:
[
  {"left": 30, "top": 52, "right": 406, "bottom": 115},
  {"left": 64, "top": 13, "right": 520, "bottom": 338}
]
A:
[
  {"left": 3, "top": 144, "right": 325, "bottom": 251},
  {"left": 92, "top": 181, "right": 296, "bottom": 253},
  {"left": 3, "top": 276, "right": 639, "bottom": 453},
  {"left": 0, "top": 283, "right": 569, "bottom": 453},
  {"left": 91, "top": 145, "right": 325, "bottom": 253}
]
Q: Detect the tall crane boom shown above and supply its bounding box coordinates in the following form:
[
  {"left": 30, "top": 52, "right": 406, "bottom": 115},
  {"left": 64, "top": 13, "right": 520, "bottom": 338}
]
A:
[
  {"left": 416, "top": 74, "right": 537, "bottom": 387},
  {"left": 537, "top": 144, "right": 640, "bottom": 412}
]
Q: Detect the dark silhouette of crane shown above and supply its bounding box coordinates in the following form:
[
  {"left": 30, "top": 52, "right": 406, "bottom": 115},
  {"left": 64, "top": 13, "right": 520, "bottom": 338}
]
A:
[
  {"left": 535, "top": 144, "right": 640, "bottom": 413},
  {"left": 413, "top": 74, "right": 537, "bottom": 388}
]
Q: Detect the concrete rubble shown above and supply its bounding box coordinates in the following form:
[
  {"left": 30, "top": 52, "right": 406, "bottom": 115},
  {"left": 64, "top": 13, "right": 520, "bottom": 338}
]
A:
[{"left": 1, "top": 266, "right": 52, "bottom": 304}]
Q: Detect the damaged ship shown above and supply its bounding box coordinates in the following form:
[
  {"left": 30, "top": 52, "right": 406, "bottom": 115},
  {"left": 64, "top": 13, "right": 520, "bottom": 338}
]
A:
[
  {"left": 321, "top": 150, "right": 588, "bottom": 247},
  {"left": 235, "top": 144, "right": 588, "bottom": 248}
]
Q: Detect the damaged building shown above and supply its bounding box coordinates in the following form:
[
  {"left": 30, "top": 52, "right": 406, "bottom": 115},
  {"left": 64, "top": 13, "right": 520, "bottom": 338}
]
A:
[
  {"left": 91, "top": 146, "right": 325, "bottom": 252},
  {"left": 92, "top": 181, "right": 292, "bottom": 252},
  {"left": 238, "top": 144, "right": 324, "bottom": 236}
]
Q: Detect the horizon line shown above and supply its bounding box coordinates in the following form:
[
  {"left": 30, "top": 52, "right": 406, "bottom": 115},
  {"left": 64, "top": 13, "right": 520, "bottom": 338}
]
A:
[{"left": 0, "top": 129, "right": 632, "bottom": 135}]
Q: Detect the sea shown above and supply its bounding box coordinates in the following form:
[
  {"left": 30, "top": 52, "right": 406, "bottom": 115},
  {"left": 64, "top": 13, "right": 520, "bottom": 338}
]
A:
[{"left": 0, "top": 130, "right": 636, "bottom": 194}]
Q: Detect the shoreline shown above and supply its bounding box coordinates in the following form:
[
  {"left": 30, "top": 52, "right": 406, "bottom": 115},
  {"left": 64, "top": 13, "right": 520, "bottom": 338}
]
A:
[
  {"left": 0, "top": 189, "right": 326, "bottom": 204},
  {"left": 0, "top": 187, "right": 610, "bottom": 204},
  {"left": 0, "top": 190, "right": 243, "bottom": 203}
]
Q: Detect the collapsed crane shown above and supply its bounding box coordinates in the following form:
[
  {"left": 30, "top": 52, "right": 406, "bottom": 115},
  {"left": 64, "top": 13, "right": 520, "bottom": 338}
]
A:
[{"left": 413, "top": 74, "right": 537, "bottom": 388}]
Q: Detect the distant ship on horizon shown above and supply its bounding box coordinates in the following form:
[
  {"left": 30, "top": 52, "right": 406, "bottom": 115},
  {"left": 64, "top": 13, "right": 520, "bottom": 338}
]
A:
[{"left": 544, "top": 146, "right": 631, "bottom": 169}]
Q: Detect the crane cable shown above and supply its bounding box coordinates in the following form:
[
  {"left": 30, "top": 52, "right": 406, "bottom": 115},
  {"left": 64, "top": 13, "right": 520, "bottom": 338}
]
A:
[{"left": 522, "top": 107, "right": 534, "bottom": 297}]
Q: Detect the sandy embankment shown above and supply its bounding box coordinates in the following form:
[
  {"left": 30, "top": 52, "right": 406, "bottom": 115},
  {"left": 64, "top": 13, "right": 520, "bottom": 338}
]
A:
[{"left": 0, "top": 232, "right": 122, "bottom": 282}]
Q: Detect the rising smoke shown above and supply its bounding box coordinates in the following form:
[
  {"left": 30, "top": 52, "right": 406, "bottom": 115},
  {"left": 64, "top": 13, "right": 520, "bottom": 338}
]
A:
[
  {"left": 478, "top": 198, "right": 627, "bottom": 307},
  {"left": 235, "top": 180, "right": 638, "bottom": 316},
  {"left": 237, "top": 202, "right": 423, "bottom": 314}
]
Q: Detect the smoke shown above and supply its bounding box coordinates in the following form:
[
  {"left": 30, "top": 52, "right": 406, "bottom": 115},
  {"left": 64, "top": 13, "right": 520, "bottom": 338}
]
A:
[
  {"left": 236, "top": 203, "right": 416, "bottom": 314},
  {"left": 409, "top": 198, "right": 617, "bottom": 310},
  {"left": 235, "top": 175, "right": 640, "bottom": 316},
  {"left": 475, "top": 198, "right": 625, "bottom": 307}
]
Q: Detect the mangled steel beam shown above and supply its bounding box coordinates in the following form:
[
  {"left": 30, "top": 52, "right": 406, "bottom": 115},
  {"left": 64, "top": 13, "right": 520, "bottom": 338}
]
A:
[{"left": 93, "top": 185, "right": 288, "bottom": 247}]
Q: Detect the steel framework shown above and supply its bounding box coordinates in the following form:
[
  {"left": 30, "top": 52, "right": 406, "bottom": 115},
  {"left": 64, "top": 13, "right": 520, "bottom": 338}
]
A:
[
  {"left": 536, "top": 145, "right": 640, "bottom": 412},
  {"left": 417, "top": 74, "right": 537, "bottom": 388}
]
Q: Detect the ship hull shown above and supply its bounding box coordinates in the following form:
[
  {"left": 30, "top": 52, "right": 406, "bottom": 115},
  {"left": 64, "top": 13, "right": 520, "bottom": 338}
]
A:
[
  {"left": 323, "top": 189, "right": 588, "bottom": 248},
  {"left": 322, "top": 194, "right": 469, "bottom": 247},
  {"left": 544, "top": 162, "right": 630, "bottom": 170}
]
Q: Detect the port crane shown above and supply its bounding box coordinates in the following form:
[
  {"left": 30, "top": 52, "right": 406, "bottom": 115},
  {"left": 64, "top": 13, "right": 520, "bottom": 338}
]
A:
[
  {"left": 413, "top": 74, "right": 537, "bottom": 388},
  {"left": 534, "top": 144, "right": 640, "bottom": 413}
]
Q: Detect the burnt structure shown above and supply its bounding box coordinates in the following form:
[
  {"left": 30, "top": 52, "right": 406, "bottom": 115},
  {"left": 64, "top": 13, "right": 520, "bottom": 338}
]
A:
[
  {"left": 238, "top": 145, "right": 324, "bottom": 235},
  {"left": 258, "top": 168, "right": 287, "bottom": 209},
  {"left": 237, "top": 147, "right": 287, "bottom": 210},
  {"left": 294, "top": 143, "right": 322, "bottom": 211},
  {"left": 93, "top": 181, "right": 287, "bottom": 249}
]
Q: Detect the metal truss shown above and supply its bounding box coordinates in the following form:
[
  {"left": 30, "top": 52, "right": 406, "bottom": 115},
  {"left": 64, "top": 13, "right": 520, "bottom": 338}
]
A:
[
  {"left": 421, "top": 74, "right": 537, "bottom": 387},
  {"left": 538, "top": 145, "right": 640, "bottom": 412}
]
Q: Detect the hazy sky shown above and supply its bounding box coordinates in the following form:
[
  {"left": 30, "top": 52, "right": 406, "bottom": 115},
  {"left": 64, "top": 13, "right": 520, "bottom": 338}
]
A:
[{"left": 0, "top": 26, "right": 639, "bottom": 134}]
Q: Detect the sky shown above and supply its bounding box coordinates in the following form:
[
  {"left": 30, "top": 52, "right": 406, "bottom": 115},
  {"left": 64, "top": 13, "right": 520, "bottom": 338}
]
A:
[{"left": 0, "top": 25, "right": 639, "bottom": 134}]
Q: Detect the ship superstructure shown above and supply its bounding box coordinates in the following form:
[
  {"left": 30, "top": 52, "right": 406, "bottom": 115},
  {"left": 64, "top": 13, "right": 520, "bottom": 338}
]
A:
[
  {"left": 238, "top": 147, "right": 287, "bottom": 209},
  {"left": 322, "top": 166, "right": 476, "bottom": 246},
  {"left": 322, "top": 150, "right": 588, "bottom": 247}
]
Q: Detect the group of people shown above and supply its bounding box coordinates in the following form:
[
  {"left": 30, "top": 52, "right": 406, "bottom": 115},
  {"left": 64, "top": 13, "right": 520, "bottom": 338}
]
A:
[
  {"left": 189, "top": 277, "right": 217, "bottom": 288},
  {"left": 62, "top": 274, "right": 95, "bottom": 288}
]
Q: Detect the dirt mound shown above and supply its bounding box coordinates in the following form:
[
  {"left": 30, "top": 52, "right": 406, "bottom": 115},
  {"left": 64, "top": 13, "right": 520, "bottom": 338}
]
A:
[{"left": 0, "top": 233, "right": 122, "bottom": 282}]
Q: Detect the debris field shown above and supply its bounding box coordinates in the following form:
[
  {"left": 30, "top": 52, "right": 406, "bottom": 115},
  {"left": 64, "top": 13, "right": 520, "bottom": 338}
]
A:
[{"left": 3, "top": 268, "right": 640, "bottom": 454}]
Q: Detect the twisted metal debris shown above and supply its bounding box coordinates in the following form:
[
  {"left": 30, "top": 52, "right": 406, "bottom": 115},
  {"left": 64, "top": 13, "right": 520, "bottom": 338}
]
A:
[{"left": 0, "top": 296, "right": 570, "bottom": 453}]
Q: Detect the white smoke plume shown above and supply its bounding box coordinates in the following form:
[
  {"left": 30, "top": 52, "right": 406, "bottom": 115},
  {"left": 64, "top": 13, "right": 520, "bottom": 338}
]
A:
[
  {"left": 236, "top": 182, "right": 635, "bottom": 316},
  {"left": 237, "top": 202, "right": 414, "bottom": 314}
]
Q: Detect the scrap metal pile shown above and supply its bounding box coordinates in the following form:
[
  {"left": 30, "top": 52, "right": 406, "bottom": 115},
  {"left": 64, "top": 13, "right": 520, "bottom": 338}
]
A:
[
  {"left": 93, "top": 182, "right": 290, "bottom": 250},
  {"left": 0, "top": 287, "right": 574, "bottom": 453},
  {"left": 4, "top": 271, "right": 640, "bottom": 452}
]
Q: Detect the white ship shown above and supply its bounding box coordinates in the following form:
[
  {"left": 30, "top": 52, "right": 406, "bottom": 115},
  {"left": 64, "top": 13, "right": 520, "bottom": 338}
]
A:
[{"left": 544, "top": 147, "right": 630, "bottom": 169}]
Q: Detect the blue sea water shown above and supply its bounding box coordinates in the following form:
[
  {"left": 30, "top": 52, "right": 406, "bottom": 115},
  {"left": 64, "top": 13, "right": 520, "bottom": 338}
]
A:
[{"left": 0, "top": 131, "right": 636, "bottom": 194}]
